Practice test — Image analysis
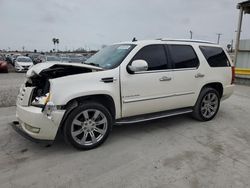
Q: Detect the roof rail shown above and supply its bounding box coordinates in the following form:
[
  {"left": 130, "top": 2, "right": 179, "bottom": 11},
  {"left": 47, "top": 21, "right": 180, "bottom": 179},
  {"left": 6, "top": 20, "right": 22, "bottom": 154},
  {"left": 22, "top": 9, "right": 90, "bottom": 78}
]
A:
[{"left": 158, "top": 38, "right": 216, "bottom": 44}]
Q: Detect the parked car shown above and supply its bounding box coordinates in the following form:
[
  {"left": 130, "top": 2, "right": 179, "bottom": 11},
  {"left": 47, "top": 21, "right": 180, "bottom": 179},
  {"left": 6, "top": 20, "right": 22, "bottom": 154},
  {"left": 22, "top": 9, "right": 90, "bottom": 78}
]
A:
[
  {"left": 5, "top": 54, "right": 13, "bottom": 64},
  {"left": 14, "top": 56, "right": 33, "bottom": 72},
  {"left": 45, "top": 55, "right": 61, "bottom": 63},
  {"left": 60, "top": 56, "right": 70, "bottom": 63},
  {"left": 69, "top": 56, "right": 87, "bottom": 63},
  {"left": 11, "top": 54, "right": 22, "bottom": 65},
  {"left": 34, "top": 55, "right": 46, "bottom": 63},
  {"left": 29, "top": 54, "right": 41, "bottom": 64},
  {"left": 0, "top": 55, "right": 8, "bottom": 73},
  {"left": 13, "top": 39, "right": 235, "bottom": 150}
]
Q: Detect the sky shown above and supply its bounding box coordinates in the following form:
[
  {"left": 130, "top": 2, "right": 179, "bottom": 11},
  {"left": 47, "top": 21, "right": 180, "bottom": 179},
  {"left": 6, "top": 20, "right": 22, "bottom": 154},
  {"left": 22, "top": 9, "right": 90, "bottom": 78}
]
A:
[{"left": 0, "top": 0, "right": 250, "bottom": 51}]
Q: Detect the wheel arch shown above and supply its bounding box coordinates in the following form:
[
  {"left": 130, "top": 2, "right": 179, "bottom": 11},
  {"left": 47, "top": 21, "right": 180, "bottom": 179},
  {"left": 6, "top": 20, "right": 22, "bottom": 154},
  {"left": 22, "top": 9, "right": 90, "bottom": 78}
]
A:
[
  {"left": 59, "top": 94, "right": 116, "bottom": 131},
  {"left": 200, "top": 82, "right": 223, "bottom": 98}
]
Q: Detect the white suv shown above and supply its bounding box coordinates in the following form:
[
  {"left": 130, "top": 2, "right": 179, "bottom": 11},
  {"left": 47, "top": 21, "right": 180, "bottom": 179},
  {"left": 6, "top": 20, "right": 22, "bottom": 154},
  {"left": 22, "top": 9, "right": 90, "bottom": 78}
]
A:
[{"left": 13, "top": 39, "right": 235, "bottom": 150}]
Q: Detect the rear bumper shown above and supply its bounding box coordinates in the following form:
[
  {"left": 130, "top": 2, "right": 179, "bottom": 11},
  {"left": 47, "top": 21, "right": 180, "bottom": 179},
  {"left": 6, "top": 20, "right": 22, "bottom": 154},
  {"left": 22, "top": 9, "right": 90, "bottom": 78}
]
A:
[
  {"left": 15, "top": 104, "right": 65, "bottom": 141},
  {"left": 221, "top": 84, "right": 235, "bottom": 101}
]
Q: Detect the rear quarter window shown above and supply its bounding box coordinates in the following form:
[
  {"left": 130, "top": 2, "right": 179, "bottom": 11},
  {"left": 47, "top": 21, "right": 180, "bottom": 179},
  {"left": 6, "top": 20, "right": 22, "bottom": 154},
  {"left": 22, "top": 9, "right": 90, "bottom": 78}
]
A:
[{"left": 199, "top": 46, "right": 230, "bottom": 67}]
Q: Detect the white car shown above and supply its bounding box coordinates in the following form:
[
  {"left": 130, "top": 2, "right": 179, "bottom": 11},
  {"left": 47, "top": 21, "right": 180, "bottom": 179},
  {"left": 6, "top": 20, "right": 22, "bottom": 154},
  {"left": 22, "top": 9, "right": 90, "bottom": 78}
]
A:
[
  {"left": 13, "top": 39, "right": 235, "bottom": 150},
  {"left": 14, "top": 56, "right": 33, "bottom": 72}
]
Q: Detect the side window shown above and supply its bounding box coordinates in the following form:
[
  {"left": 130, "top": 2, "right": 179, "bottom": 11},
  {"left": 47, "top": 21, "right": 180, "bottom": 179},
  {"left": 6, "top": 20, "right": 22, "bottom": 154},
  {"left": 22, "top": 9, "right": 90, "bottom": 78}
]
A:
[
  {"left": 132, "top": 45, "right": 168, "bottom": 71},
  {"left": 168, "top": 45, "right": 199, "bottom": 69},
  {"left": 199, "top": 46, "right": 229, "bottom": 67}
]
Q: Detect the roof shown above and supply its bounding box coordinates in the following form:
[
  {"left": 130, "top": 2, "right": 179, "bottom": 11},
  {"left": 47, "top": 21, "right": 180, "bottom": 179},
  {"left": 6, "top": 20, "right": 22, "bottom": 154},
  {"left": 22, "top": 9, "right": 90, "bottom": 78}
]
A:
[
  {"left": 159, "top": 38, "right": 215, "bottom": 44},
  {"left": 238, "top": 0, "right": 250, "bottom": 7},
  {"left": 237, "top": 0, "right": 250, "bottom": 13},
  {"left": 17, "top": 56, "right": 31, "bottom": 58},
  {"left": 120, "top": 38, "right": 217, "bottom": 45}
]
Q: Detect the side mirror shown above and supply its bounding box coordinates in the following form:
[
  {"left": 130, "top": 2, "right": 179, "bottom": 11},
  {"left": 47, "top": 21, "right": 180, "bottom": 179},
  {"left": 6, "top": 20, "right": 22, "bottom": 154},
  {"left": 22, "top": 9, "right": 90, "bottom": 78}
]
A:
[{"left": 128, "top": 60, "right": 148, "bottom": 73}]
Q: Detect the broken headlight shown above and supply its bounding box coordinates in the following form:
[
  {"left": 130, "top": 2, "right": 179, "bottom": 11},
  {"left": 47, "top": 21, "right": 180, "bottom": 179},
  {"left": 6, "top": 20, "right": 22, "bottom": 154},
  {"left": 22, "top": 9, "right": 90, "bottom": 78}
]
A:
[
  {"left": 31, "top": 93, "right": 50, "bottom": 107},
  {"left": 43, "top": 101, "right": 57, "bottom": 119}
]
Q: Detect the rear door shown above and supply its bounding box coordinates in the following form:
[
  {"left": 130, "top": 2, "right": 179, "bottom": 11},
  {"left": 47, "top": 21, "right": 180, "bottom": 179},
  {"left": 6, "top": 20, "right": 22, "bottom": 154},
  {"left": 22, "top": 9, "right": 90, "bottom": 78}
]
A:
[{"left": 165, "top": 44, "right": 205, "bottom": 108}]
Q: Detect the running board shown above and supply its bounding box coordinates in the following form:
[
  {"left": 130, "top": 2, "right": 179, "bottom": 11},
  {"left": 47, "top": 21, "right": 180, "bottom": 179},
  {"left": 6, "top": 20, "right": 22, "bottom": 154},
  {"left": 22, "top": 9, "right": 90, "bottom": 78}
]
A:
[{"left": 115, "top": 108, "right": 193, "bottom": 124}]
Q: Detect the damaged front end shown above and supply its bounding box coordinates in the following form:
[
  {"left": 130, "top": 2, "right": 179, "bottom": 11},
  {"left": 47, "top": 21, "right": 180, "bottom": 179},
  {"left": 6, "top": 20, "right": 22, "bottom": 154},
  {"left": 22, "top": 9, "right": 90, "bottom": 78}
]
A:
[
  {"left": 14, "top": 62, "right": 102, "bottom": 142},
  {"left": 24, "top": 63, "right": 102, "bottom": 109}
]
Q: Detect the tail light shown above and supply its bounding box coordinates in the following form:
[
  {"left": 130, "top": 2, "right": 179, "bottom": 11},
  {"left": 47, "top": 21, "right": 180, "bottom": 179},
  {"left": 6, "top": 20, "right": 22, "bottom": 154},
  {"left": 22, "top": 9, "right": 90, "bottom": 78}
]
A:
[{"left": 231, "top": 66, "right": 235, "bottom": 84}]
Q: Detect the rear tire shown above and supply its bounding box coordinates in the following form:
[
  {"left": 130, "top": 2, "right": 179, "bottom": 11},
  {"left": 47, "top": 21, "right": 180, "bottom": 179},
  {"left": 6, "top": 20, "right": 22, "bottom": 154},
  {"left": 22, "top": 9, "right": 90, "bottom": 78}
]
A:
[
  {"left": 192, "top": 87, "right": 220, "bottom": 121},
  {"left": 63, "top": 102, "right": 112, "bottom": 150}
]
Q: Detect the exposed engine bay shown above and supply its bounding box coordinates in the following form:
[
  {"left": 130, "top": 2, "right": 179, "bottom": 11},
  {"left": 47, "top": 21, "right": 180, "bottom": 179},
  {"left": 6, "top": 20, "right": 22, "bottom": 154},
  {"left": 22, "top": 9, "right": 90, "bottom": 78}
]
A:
[{"left": 25, "top": 64, "right": 99, "bottom": 106}]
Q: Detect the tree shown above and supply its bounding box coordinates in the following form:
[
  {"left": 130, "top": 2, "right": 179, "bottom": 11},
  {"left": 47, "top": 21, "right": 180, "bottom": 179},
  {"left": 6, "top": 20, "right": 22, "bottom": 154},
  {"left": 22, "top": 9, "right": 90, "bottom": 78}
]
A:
[
  {"left": 52, "top": 38, "right": 60, "bottom": 52},
  {"left": 52, "top": 38, "right": 57, "bottom": 52},
  {"left": 55, "top": 38, "right": 59, "bottom": 51}
]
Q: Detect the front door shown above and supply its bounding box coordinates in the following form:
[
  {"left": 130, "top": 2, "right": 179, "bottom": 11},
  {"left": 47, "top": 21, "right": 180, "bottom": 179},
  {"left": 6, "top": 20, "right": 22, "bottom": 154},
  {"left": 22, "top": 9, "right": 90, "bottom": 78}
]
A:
[{"left": 120, "top": 44, "right": 176, "bottom": 117}]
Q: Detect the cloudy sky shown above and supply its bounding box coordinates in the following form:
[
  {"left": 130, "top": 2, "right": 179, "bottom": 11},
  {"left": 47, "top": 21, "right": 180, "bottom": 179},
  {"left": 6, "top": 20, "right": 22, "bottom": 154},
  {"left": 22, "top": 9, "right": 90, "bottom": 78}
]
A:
[{"left": 0, "top": 0, "right": 250, "bottom": 51}]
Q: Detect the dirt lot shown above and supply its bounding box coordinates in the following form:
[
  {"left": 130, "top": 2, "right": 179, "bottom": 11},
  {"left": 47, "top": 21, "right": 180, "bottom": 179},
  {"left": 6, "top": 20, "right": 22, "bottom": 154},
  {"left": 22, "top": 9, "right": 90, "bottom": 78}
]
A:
[{"left": 0, "top": 85, "right": 250, "bottom": 188}]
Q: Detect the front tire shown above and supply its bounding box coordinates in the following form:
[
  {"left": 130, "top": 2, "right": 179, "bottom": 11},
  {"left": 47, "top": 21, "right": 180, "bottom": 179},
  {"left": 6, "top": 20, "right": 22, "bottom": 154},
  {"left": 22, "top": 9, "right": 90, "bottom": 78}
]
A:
[
  {"left": 63, "top": 102, "right": 112, "bottom": 150},
  {"left": 192, "top": 87, "right": 220, "bottom": 121}
]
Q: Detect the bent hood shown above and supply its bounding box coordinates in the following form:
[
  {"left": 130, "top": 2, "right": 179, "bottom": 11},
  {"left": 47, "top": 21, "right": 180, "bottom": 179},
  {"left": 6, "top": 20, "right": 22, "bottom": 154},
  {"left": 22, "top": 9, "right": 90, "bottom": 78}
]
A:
[{"left": 26, "top": 62, "right": 103, "bottom": 78}]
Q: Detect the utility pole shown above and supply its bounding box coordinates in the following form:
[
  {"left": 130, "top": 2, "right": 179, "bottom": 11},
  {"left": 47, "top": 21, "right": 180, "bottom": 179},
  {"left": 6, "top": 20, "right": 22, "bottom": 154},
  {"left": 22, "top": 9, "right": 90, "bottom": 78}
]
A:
[
  {"left": 216, "top": 33, "right": 222, "bottom": 44},
  {"left": 234, "top": 6, "right": 244, "bottom": 66},
  {"left": 231, "top": 39, "right": 234, "bottom": 53},
  {"left": 189, "top": 30, "right": 193, "bottom": 39}
]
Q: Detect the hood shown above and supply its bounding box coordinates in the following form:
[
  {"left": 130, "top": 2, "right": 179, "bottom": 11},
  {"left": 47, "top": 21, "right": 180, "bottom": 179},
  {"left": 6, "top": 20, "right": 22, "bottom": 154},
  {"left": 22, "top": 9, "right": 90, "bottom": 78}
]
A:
[
  {"left": 26, "top": 62, "right": 103, "bottom": 78},
  {"left": 16, "top": 61, "right": 33, "bottom": 66}
]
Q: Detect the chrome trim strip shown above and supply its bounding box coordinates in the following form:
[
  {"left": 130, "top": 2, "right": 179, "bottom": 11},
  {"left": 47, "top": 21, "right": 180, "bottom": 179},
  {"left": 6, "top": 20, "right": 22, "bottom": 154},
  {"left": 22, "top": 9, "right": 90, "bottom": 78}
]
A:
[
  {"left": 172, "top": 68, "right": 198, "bottom": 71},
  {"left": 123, "top": 92, "right": 195, "bottom": 104},
  {"left": 134, "top": 68, "right": 198, "bottom": 74},
  {"left": 116, "top": 109, "right": 193, "bottom": 124}
]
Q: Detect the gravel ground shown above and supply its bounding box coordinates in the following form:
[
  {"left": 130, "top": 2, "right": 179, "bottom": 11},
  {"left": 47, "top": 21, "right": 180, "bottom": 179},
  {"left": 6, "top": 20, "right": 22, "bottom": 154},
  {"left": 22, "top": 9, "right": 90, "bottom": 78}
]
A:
[
  {"left": 0, "top": 85, "right": 250, "bottom": 187},
  {"left": 0, "top": 73, "right": 26, "bottom": 107}
]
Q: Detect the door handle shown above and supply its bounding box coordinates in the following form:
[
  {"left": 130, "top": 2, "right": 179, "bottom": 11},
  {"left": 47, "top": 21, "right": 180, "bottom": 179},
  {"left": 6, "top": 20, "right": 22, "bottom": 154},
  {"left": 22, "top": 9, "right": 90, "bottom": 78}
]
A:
[
  {"left": 101, "top": 77, "right": 117, "bottom": 83},
  {"left": 159, "top": 76, "right": 172, "bottom": 81},
  {"left": 195, "top": 73, "right": 205, "bottom": 78}
]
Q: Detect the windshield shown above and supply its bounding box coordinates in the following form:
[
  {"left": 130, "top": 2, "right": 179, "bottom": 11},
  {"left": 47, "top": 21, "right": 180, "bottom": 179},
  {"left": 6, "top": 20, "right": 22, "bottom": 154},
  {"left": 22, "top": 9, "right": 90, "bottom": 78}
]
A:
[
  {"left": 47, "top": 56, "right": 60, "bottom": 61},
  {"left": 85, "top": 44, "right": 135, "bottom": 69},
  {"left": 17, "top": 57, "right": 32, "bottom": 62}
]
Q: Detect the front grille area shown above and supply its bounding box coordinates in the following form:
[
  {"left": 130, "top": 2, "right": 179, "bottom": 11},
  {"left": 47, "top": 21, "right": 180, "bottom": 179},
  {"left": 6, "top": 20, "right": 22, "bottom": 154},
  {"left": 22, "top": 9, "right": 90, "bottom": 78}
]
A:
[
  {"left": 17, "top": 85, "right": 35, "bottom": 106},
  {"left": 17, "top": 85, "right": 26, "bottom": 104},
  {"left": 21, "top": 66, "right": 30, "bottom": 70}
]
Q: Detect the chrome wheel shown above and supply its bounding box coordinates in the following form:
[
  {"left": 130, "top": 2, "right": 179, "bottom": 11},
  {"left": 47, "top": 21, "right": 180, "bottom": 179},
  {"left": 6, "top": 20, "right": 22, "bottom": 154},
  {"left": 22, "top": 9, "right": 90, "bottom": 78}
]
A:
[
  {"left": 71, "top": 109, "right": 108, "bottom": 146},
  {"left": 201, "top": 93, "right": 219, "bottom": 119}
]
